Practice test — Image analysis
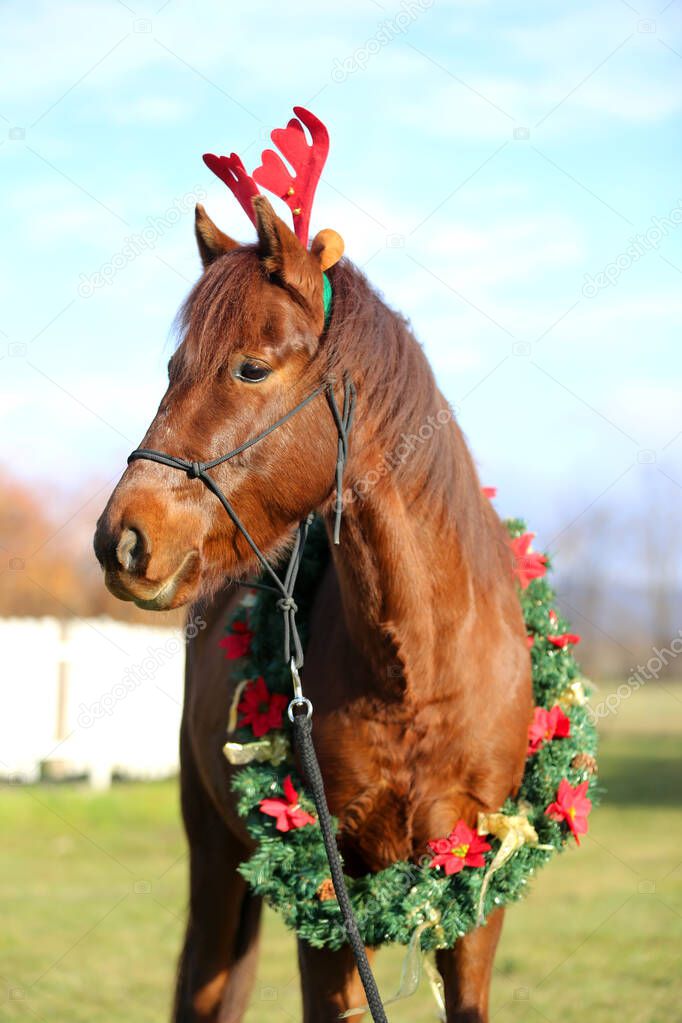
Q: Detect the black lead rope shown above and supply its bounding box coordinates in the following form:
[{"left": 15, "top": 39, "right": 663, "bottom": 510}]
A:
[
  {"left": 128, "top": 374, "right": 389, "bottom": 1021},
  {"left": 292, "top": 713, "right": 389, "bottom": 1023}
]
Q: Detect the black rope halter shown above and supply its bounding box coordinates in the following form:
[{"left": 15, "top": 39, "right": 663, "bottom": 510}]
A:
[
  {"left": 127, "top": 371, "right": 390, "bottom": 1023},
  {"left": 128, "top": 374, "right": 355, "bottom": 669}
]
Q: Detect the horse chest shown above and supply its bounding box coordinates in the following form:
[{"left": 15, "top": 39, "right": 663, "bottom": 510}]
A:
[{"left": 311, "top": 704, "right": 474, "bottom": 869}]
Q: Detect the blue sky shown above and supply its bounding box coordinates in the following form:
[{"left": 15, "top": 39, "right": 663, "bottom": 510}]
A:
[{"left": 1, "top": 0, "right": 681, "bottom": 568}]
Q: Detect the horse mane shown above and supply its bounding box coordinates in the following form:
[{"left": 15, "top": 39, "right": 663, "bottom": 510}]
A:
[
  {"left": 325, "top": 259, "right": 504, "bottom": 587},
  {"left": 175, "top": 249, "right": 504, "bottom": 586}
]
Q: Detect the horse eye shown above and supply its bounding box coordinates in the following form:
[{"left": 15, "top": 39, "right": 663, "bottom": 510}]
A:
[{"left": 235, "top": 359, "right": 271, "bottom": 383}]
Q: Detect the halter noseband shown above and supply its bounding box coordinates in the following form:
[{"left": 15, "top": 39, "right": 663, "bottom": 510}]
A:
[{"left": 127, "top": 374, "right": 355, "bottom": 669}]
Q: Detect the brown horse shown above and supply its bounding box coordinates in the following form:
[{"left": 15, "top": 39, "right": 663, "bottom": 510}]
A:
[{"left": 94, "top": 195, "right": 532, "bottom": 1022}]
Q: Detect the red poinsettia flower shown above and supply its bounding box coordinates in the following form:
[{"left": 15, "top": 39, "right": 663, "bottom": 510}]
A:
[
  {"left": 526, "top": 634, "right": 535, "bottom": 649},
  {"left": 482, "top": 486, "right": 497, "bottom": 499},
  {"left": 545, "top": 779, "right": 592, "bottom": 844},
  {"left": 427, "top": 820, "right": 491, "bottom": 876},
  {"left": 237, "top": 677, "right": 288, "bottom": 738},
  {"left": 259, "top": 775, "right": 316, "bottom": 832},
  {"left": 527, "top": 705, "right": 571, "bottom": 756},
  {"left": 510, "top": 533, "right": 548, "bottom": 589},
  {"left": 547, "top": 633, "right": 581, "bottom": 649},
  {"left": 545, "top": 609, "right": 580, "bottom": 647},
  {"left": 219, "top": 620, "right": 254, "bottom": 660}
]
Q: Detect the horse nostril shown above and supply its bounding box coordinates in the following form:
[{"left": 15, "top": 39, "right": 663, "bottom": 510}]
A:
[{"left": 116, "top": 526, "right": 149, "bottom": 573}]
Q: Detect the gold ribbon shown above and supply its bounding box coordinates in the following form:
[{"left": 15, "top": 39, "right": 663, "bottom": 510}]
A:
[
  {"left": 227, "top": 678, "right": 250, "bottom": 733},
  {"left": 223, "top": 733, "right": 290, "bottom": 766},
  {"left": 423, "top": 957, "right": 446, "bottom": 1023},
  {"left": 558, "top": 678, "right": 588, "bottom": 709},
  {"left": 476, "top": 803, "right": 553, "bottom": 924},
  {"left": 341, "top": 908, "right": 446, "bottom": 1019},
  {"left": 223, "top": 677, "right": 290, "bottom": 766}
]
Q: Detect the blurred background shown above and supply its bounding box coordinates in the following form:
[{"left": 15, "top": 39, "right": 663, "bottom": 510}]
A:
[{"left": 1, "top": 1, "right": 680, "bottom": 1021}]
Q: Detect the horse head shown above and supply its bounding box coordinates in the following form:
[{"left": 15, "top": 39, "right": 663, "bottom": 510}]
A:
[{"left": 94, "top": 195, "right": 346, "bottom": 610}]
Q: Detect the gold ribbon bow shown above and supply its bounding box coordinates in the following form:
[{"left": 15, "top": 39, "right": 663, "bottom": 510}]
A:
[
  {"left": 222, "top": 733, "right": 290, "bottom": 766},
  {"left": 476, "top": 803, "right": 553, "bottom": 924},
  {"left": 222, "top": 678, "right": 291, "bottom": 766},
  {"left": 558, "top": 678, "right": 588, "bottom": 709}
]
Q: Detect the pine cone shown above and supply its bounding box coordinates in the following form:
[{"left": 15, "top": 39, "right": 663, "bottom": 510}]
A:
[
  {"left": 571, "top": 753, "right": 597, "bottom": 775},
  {"left": 316, "top": 878, "right": 337, "bottom": 902}
]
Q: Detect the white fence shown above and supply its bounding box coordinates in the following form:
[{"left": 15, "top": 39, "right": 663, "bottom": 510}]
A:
[{"left": 0, "top": 617, "right": 188, "bottom": 787}]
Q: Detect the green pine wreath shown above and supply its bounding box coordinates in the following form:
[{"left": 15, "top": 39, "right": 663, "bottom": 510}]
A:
[{"left": 222, "top": 517, "right": 599, "bottom": 951}]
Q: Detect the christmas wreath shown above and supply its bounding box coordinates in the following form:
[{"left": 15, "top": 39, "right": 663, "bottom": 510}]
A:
[{"left": 222, "top": 511, "right": 599, "bottom": 951}]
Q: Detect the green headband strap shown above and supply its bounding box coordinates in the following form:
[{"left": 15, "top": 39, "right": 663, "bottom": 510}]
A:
[{"left": 322, "top": 272, "right": 333, "bottom": 329}]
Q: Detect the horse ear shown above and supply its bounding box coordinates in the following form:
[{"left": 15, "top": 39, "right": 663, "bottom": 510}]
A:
[
  {"left": 252, "top": 196, "right": 324, "bottom": 329},
  {"left": 195, "top": 203, "right": 239, "bottom": 268}
]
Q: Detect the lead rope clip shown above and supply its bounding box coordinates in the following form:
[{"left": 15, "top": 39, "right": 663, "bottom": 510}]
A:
[{"left": 287, "top": 658, "right": 313, "bottom": 722}]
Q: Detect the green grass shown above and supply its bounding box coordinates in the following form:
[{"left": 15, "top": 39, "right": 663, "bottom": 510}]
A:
[{"left": 1, "top": 683, "right": 681, "bottom": 1022}]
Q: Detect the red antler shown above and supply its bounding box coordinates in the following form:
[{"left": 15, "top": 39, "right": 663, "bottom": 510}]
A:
[
  {"left": 201, "top": 152, "right": 260, "bottom": 227},
  {"left": 252, "top": 107, "right": 329, "bottom": 247},
  {"left": 202, "top": 108, "right": 330, "bottom": 247}
]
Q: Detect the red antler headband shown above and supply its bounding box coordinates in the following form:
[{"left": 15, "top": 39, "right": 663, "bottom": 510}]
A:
[{"left": 203, "top": 106, "right": 330, "bottom": 249}]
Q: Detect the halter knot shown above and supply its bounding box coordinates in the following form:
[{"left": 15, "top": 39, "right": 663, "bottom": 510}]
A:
[
  {"left": 187, "top": 461, "right": 202, "bottom": 479},
  {"left": 276, "top": 597, "right": 298, "bottom": 614}
]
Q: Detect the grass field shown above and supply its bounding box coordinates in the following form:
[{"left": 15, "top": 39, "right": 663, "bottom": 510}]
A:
[{"left": 2, "top": 683, "right": 681, "bottom": 1022}]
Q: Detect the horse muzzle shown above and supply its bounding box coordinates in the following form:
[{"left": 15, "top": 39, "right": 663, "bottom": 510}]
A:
[{"left": 94, "top": 517, "right": 202, "bottom": 611}]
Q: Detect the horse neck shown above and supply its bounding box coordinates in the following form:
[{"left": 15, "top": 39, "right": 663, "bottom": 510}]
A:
[{"left": 329, "top": 383, "right": 491, "bottom": 701}]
